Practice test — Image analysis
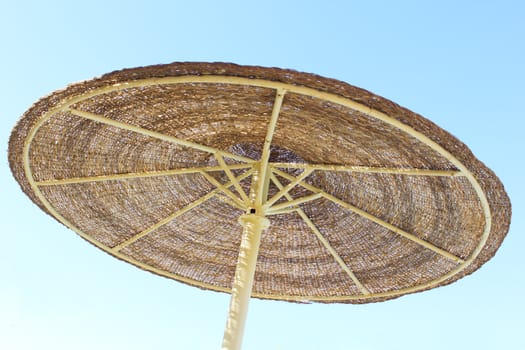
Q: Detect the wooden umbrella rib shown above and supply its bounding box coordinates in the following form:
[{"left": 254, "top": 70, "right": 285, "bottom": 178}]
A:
[
  {"left": 265, "top": 207, "right": 298, "bottom": 216},
  {"left": 215, "top": 195, "right": 246, "bottom": 211},
  {"left": 266, "top": 193, "right": 322, "bottom": 214},
  {"left": 319, "top": 190, "right": 466, "bottom": 263},
  {"left": 264, "top": 168, "right": 314, "bottom": 208},
  {"left": 112, "top": 169, "right": 253, "bottom": 251},
  {"left": 297, "top": 209, "right": 371, "bottom": 295},
  {"left": 256, "top": 89, "right": 286, "bottom": 206},
  {"left": 111, "top": 190, "right": 219, "bottom": 252},
  {"left": 272, "top": 168, "right": 465, "bottom": 264},
  {"left": 215, "top": 153, "right": 250, "bottom": 203},
  {"left": 207, "top": 168, "right": 254, "bottom": 209},
  {"left": 67, "top": 108, "right": 254, "bottom": 163},
  {"left": 35, "top": 164, "right": 253, "bottom": 186},
  {"left": 200, "top": 171, "right": 248, "bottom": 209},
  {"left": 270, "top": 163, "right": 463, "bottom": 177},
  {"left": 269, "top": 174, "right": 370, "bottom": 295}
]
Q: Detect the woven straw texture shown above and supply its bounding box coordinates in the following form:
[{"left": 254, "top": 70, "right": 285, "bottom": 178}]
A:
[{"left": 9, "top": 62, "right": 511, "bottom": 303}]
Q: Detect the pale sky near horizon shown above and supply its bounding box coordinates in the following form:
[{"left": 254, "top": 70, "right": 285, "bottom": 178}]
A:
[{"left": 1, "top": 1, "right": 524, "bottom": 349}]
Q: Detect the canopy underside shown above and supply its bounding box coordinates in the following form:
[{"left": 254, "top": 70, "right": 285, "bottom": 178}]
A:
[{"left": 9, "top": 64, "right": 510, "bottom": 303}]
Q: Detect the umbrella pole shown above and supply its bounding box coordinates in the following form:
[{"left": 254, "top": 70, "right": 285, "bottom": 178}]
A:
[
  {"left": 221, "top": 212, "right": 269, "bottom": 350},
  {"left": 222, "top": 88, "right": 282, "bottom": 349}
]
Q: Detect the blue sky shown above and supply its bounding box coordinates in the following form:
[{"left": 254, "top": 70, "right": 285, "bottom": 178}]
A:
[{"left": 1, "top": 1, "right": 523, "bottom": 349}]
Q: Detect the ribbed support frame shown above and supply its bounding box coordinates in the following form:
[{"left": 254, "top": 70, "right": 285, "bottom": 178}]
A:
[{"left": 221, "top": 214, "right": 270, "bottom": 350}]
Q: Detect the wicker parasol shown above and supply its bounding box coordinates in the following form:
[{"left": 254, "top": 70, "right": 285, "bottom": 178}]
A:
[{"left": 9, "top": 62, "right": 511, "bottom": 349}]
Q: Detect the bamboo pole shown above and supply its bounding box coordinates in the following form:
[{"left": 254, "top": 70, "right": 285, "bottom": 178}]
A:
[{"left": 221, "top": 214, "right": 269, "bottom": 350}]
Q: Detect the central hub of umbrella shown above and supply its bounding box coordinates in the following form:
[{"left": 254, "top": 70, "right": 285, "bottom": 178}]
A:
[
  {"left": 206, "top": 142, "right": 319, "bottom": 216},
  {"left": 238, "top": 142, "right": 311, "bottom": 194}
]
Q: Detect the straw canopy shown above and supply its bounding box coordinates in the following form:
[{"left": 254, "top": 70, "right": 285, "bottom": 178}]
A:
[{"left": 9, "top": 62, "right": 511, "bottom": 304}]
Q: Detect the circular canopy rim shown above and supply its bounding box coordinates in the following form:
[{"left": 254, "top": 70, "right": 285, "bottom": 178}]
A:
[{"left": 8, "top": 62, "right": 511, "bottom": 303}]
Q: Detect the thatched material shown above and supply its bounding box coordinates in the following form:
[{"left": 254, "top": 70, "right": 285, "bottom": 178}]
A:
[{"left": 8, "top": 62, "right": 511, "bottom": 303}]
